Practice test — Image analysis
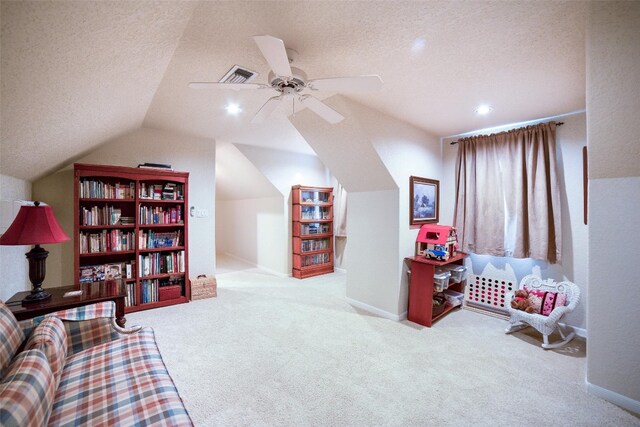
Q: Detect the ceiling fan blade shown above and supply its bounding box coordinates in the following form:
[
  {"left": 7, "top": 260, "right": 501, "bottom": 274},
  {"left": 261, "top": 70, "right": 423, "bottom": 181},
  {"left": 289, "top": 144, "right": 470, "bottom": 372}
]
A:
[
  {"left": 188, "top": 82, "right": 267, "bottom": 91},
  {"left": 253, "top": 35, "right": 292, "bottom": 78},
  {"left": 299, "top": 96, "right": 344, "bottom": 124},
  {"left": 251, "top": 95, "right": 282, "bottom": 124},
  {"left": 307, "top": 75, "right": 383, "bottom": 92}
]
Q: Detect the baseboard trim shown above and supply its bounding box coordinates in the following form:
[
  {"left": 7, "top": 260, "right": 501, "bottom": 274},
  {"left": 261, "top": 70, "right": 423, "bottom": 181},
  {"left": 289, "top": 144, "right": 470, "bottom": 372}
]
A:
[
  {"left": 345, "top": 297, "right": 404, "bottom": 321},
  {"left": 561, "top": 323, "right": 587, "bottom": 338},
  {"left": 586, "top": 381, "right": 640, "bottom": 415},
  {"left": 334, "top": 267, "right": 347, "bottom": 274},
  {"left": 218, "top": 252, "right": 288, "bottom": 278}
]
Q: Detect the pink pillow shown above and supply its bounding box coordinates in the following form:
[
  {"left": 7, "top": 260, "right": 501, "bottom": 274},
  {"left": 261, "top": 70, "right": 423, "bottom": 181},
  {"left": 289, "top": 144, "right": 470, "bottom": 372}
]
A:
[{"left": 524, "top": 287, "right": 566, "bottom": 316}]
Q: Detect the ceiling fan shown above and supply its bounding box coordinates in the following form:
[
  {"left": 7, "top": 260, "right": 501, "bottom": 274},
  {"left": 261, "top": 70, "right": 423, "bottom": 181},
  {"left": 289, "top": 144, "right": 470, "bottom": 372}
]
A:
[{"left": 189, "top": 35, "right": 383, "bottom": 124}]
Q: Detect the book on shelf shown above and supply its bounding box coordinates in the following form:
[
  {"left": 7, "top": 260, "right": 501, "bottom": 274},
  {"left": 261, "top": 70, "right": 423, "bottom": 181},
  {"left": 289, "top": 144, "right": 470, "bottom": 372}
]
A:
[
  {"left": 79, "top": 179, "right": 135, "bottom": 199},
  {"left": 79, "top": 261, "right": 135, "bottom": 283}
]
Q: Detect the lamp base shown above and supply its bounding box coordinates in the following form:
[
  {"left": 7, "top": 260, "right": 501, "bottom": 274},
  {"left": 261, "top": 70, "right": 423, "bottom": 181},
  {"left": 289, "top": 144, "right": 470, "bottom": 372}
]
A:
[
  {"left": 22, "top": 288, "right": 52, "bottom": 304},
  {"left": 22, "top": 244, "right": 52, "bottom": 305}
]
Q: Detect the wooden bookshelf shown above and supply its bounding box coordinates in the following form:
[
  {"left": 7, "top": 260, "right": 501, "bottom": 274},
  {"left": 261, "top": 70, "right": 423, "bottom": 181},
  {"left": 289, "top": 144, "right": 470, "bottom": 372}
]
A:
[
  {"left": 74, "top": 163, "right": 190, "bottom": 313},
  {"left": 291, "top": 185, "right": 334, "bottom": 279}
]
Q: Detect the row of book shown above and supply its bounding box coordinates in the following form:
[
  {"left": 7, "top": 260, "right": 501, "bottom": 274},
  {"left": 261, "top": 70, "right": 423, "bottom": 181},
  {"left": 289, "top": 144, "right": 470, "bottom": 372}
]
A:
[
  {"left": 125, "top": 282, "right": 135, "bottom": 307},
  {"left": 80, "top": 180, "right": 135, "bottom": 199},
  {"left": 300, "top": 253, "right": 331, "bottom": 267},
  {"left": 139, "top": 251, "right": 185, "bottom": 277},
  {"left": 80, "top": 205, "right": 124, "bottom": 226},
  {"left": 300, "top": 238, "right": 330, "bottom": 252},
  {"left": 139, "top": 183, "right": 184, "bottom": 200},
  {"left": 79, "top": 261, "right": 135, "bottom": 283},
  {"left": 300, "top": 223, "right": 331, "bottom": 235},
  {"left": 300, "top": 191, "right": 330, "bottom": 203},
  {"left": 301, "top": 206, "right": 331, "bottom": 220},
  {"left": 140, "top": 278, "right": 183, "bottom": 304},
  {"left": 139, "top": 206, "right": 183, "bottom": 225},
  {"left": 139, "top": 230, "right": 182, "bottom": 249},
  {"left": 79, "top": 230, "right": 135, "bottom": 254}
]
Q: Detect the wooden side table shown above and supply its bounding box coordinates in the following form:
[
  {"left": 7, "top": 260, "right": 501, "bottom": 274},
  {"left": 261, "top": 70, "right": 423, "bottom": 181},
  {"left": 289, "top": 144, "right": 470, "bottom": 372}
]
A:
[{"left": 5, "top": 280, "right": 127, "bottom": 327}]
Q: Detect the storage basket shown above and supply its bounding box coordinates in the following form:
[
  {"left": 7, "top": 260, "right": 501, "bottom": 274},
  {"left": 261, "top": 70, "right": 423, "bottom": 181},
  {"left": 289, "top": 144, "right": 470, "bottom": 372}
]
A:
[
  {"left": 432, "top": 293, "right": 446, "bottom": 317},
  {"left": 191, "top": 275, "right": 217, "bottom": 300}
]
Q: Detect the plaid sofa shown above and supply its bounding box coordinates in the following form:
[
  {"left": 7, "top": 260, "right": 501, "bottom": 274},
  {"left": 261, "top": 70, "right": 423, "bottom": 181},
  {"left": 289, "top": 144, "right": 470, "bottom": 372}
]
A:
[{"left": 0, "top": 300, "right": 193, "bottom": 426}]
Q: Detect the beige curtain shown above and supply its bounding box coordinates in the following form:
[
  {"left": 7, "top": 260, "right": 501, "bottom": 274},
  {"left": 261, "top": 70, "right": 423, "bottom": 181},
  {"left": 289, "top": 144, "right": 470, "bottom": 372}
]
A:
[{"left": 453, "top": 122, "right": 561, "bottom": 263}]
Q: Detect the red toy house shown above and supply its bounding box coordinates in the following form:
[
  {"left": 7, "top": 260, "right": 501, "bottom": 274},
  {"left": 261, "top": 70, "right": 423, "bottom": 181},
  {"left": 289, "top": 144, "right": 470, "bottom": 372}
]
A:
[{"left": 415, "top": 224, "right": 459, "bottom": 261}]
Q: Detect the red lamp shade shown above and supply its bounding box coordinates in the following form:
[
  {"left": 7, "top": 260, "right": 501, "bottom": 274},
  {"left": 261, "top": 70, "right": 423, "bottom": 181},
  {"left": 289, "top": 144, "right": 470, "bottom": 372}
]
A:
[{"left": 0, "top": 203, "right": 69, "bottom": 245}]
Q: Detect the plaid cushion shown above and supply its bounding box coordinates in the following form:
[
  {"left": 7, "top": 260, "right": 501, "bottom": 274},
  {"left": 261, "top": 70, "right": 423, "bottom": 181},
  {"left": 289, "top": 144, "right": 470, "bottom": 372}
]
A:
[
  {"left": 23, "top": 302, "right": 120, "bottom": 356},
  {"left": 0, "top": 349, "right": 56, "bottom": 427},
  {"left": 24, "top": 316, "right": 67, "bottom": 388},
  {"left": 50, "top": 328, "right": 193, "bottom": 426},
  {"left": 49, "top": 301, "right": 115, "bottom": 321},
  {"left": 0, "top": 301, "right": 25, "bottom": 380}
]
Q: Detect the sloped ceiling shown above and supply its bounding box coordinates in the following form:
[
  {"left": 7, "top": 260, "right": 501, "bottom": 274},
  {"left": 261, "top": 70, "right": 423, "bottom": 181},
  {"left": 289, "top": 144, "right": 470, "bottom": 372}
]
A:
[
  {"left": 2, "top": 1, "right": 587, "bottom": 182},
  {"left": 0, "top": 1, "right": 197, "bottom": 181}
]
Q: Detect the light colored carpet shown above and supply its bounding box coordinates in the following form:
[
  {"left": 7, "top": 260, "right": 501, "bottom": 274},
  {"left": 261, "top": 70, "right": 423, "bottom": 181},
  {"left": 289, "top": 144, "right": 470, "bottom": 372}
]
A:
[{"left": 128, "top": 260, "right": 639, "bottom": 426}]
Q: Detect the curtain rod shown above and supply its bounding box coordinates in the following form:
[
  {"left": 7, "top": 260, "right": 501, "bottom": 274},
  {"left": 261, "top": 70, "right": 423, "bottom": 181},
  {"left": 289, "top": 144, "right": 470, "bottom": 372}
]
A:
[{"left": 449, "top": 121, "right": 564, "bottom": 145}]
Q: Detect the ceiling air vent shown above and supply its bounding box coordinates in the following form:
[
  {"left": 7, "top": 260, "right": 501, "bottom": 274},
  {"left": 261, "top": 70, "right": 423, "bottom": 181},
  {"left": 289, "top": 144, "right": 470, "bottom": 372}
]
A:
[{"left": 220, "top": 65, "right": 258, "bottom": 84}]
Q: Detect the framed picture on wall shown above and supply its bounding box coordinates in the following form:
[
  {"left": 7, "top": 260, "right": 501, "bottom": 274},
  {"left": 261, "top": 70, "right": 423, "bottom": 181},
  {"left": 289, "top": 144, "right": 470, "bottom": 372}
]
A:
[{"left": 410, "top": 176, "right": 439, "bottom": 225}]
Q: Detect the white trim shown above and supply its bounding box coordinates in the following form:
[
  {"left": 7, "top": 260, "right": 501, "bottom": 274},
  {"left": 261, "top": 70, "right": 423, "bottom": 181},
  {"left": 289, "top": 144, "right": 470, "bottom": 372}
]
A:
[
  {"left": 586, "top": 381, "right": 640, "bottom": 415},
  {"left": 561, "top": 323, "right": 587, "bottom": 338},
  {"left": 334, "top": 267, "right": 347, "bottom": 274},
  {"left": 345, "top": 297, "right": 406, "bottom": 321},
  {"left": 218, "top": 252, "right": 289, "bottom": 278}
]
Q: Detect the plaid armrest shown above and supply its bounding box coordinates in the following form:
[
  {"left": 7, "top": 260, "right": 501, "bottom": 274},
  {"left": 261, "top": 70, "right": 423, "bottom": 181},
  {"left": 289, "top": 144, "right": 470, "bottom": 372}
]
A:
[{"left": 21, "top": 302, "right": 141, "bottom": 357}]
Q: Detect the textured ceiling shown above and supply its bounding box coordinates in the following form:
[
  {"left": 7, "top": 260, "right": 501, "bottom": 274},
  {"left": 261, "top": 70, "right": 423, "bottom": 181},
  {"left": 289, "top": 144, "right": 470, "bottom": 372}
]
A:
[{"left": 1, "top": 1, "right": 587, "bottom": 182}]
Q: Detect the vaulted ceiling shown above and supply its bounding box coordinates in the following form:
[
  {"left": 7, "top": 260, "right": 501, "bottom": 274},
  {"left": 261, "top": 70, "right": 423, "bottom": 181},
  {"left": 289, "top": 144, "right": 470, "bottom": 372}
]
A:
[{"left": 1, "top": 1, "right": 587, "bottom": 182}]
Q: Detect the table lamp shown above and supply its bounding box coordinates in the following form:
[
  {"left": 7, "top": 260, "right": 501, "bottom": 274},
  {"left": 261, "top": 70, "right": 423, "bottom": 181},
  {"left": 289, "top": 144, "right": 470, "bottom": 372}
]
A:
[{"left": 0, "top": 201, "right": 70, "bottom": 303}]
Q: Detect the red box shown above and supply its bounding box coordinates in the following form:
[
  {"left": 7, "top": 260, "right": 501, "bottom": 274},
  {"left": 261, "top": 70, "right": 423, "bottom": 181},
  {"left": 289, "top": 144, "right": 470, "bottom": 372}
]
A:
[{"left": 158, "top": 285, "right": 182, "bottom": 301}]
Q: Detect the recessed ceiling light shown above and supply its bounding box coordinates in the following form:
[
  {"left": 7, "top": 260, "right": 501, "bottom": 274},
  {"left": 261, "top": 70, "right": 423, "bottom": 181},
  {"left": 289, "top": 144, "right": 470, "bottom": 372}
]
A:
[
  {"left": 475, "top": 105, "right": 493, "bottom": 115},
  {"left": 226, "top": 103, "right": 242, "bottom": 115},
  {"left": 411, "top": 37, "right": 427, "bottom": 54}
]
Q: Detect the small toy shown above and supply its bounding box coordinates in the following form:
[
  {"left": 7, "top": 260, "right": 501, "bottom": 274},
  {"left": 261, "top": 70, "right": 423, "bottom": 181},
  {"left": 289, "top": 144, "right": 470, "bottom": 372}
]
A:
[
  {"left": 415, "top": 224, "right": 459, "bottom": 261},
  {"left": 511, "top": 289, "right": 535, "bottom": 313}
]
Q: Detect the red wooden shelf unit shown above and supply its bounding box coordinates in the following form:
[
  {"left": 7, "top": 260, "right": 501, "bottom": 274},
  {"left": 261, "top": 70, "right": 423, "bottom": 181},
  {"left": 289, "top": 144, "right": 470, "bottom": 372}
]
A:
[
  {"left": 74, "top": 163, "right": 190, "bottom": 314},
  {"left": 405, "top": 252, "right": 468, "bottom": 327}
]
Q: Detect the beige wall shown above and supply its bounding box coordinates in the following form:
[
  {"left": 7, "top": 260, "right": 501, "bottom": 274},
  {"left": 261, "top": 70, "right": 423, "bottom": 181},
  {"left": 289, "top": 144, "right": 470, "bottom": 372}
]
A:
[
  {"left": 586, "top": 1, "right": 640, "bottom": 411},
  {"left": 440, "top": 112, "right": 588, "bottom": 330},
  {"left": 32, "top": 127, "right": 216, "bottom": 286},
  {"left": 0, "top": 175, "right": 32, "bottom": 300}
]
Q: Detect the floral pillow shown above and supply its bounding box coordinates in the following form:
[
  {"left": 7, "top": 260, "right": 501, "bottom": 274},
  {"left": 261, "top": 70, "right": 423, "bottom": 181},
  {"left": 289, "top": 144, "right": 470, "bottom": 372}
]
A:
[{"left": 525, "top": 287, "right": 566, "bottom": 316}]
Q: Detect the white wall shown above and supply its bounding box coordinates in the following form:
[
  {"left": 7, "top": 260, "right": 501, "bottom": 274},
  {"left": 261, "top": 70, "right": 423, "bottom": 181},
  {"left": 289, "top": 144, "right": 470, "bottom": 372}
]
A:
[
  {"left": 0, "top": 175, "right": 31, "bottom": 300},
  {"left": 346, "top": 190, "right": 401, "bottom": 317},
  {"left": 216, "top": 197, "right": 286, "bottom": 275},
  {"left": 368, "top": 110, "right": 441, "bottom": 314},
  {"left": 32, "top": 127, "right": 216, "bottom": 286},
  {"left": 440, "top": 112, "right": 588, "bottom": 330},
  {"left": 586, "top": 1, "right": 640, "bottom": 411}
]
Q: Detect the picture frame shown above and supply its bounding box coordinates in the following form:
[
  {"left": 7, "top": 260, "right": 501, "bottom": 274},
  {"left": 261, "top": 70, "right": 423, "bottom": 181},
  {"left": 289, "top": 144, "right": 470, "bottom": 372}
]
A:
[{"left": 410, "top": 176, "right": 439, "bottom": 225}]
